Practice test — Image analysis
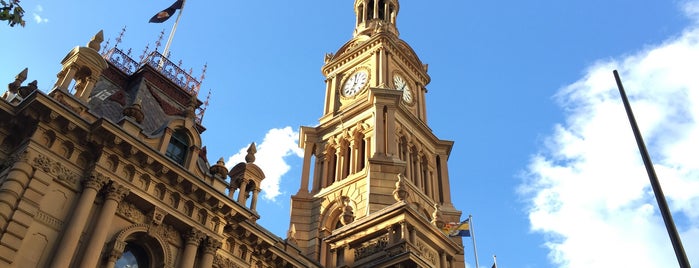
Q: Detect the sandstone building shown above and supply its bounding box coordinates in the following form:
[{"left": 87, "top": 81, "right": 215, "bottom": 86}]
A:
[{"left": 0, "top": 0, "right": 465, "bottom": 267}]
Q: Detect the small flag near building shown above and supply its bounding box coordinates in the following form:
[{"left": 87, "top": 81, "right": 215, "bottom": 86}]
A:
[
  {"left": 443, "top": 219, "right": 471, "bottom": 237},
  {"left": 149, "top": 0, "right": 184, "bottom": 23}
]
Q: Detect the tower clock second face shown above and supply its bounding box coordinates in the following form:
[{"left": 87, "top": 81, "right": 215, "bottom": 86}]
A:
[
  {"left": 393, "top": 75, "right": 413, "bottom": 104},
  {"left": 342, "top": 70, "right": 369, "bottom": 97}
]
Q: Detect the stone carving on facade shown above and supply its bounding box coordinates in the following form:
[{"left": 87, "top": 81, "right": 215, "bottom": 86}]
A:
[
  {"left": 83, "top": 171, "right": 109, "bottom": 192},
  {"left": 416, "top": 239, "right": 438, "bottom": 265},
  {"left": 213, "top": 254, "right": 240, "bottom": 268},
  {"left": 286, "top": 224, "right": 297, "bottom": 245},
  {"left": 34, "top": 210, "right": 64, "bottom": 230},
  {"left": 183, "top": 229, "right": 205, "bottom": 246},
  {"left": 431, "top": 203, "right": 445, "bottom": 229},
  {"left": 116, "top": 201, "right": 146, "bottom": 224},
  {"left": 202, "top": 236, "right": 223, "bottom": 255},
  {"left": 149, "top": 222, "right": 180, "bottom": 244},
  {"left": 339, "top": 196, "right": 355, "bottom": 226},
  {"left": 105, "top": 182, "right": 130, "bottom": 203},
  {"left": 150, "top": 206, "right": 168, "bottom": 225},
  {"left": 393, "top": 173, "right": 409, "bottom": 202},
  {"left": 354, "top": 234, "right": 389, "bottom": 260},
  {"left": 32, "top": 154, "right": 79, "bottom": 185}
]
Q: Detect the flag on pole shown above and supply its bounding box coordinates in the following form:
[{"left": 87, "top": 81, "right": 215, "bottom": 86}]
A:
[
  {"left": 442, "top": 219, "right": 471, "bottom": 237},
  {"left": 149, "top": 0, "right": 184, "bottom": 23}
]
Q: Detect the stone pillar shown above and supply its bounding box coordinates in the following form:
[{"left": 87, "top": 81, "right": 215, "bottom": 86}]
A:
[
  {"left": 373, "top": 106, "right": 386, "bottom": 157},
  {"left": 437, "top": 154, "right": 453, "bottom": 205},
  {"left": 385, "top": 106, "right": 397, "bottom": 156},
  {"left": 335, "top": 146, "right": 343, "bottom": 181},
  {"left": 104, "top": 239, "right": 128, "bottom": 268},
  {"left": 199, "top": 237, "right": 222, "bottom": 268},
  {"left": 298, "top": 140, "right": 314, "bottom": 194},
  {"left": 250, "top": 189, "right": 260, "bottom": 211},
  {"left": 79, "top": 182, "right": 130, "bottom": 268},
  {"left": 55, "top": 65, "right": 77, "bottom": 91},
  {"left": 49, "top": 173, "right": 108, "bottom": 268},
  {"left": 236, "top": 179, "right": 249, "bottom": 205},
  {"left": 179, "top": 230, "right": 204, "bottom": 268},
  {"left": 312, "top": 155, "right": 322, "bottom": 192},
  {"left": 440, "top": 252, "right": 448, "bottom": 268}
]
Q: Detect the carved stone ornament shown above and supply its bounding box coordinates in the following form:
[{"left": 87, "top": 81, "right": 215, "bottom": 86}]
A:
[
  {"left": 430, "top": 203, "right": 445, "bottom": 229},
  {"left": 202, "top": 237, "right": 223, "bottom": 255},
  {"left": 183, "top": 229, "right": 205, "bottom": 245},
  {"left": 213, "top": 254, "right": 239, "bottom": 268},
  {"left": 392, "top": 173, "right": 409, "bottom": 202},
  {"left": 354, "top": 234, "right": 389, "bottom": 260},
  {"left": 105, "top": 182, "right": 130, "bottom": 203},
  {"left": 150, "top": 207, "right": 168, "bottom": 225},
  {"left": 116, "top": 202, "right": 146, "bottom": 224},
  {"left": 32, "top": 154, "right": 79, "bottom": 186},
  {"left": 339, "top": 197, "right": 355, "bottom": 226},
  {"left": 83, "top": 171, "right": 109, "bottom": 191}
]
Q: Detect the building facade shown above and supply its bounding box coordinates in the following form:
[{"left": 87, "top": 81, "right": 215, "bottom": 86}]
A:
[
  {"left": 288, "top": 0, "right": 465, "bottom": 267},
  {"left": 0, "top": 1, "right": 465, "bottom": 267},
  {"left": 0, "top": 30, "right": 319, "bottom": 268}
]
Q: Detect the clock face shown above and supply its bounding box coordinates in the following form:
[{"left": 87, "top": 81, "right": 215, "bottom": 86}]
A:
[
  {"left": 342, "top": 71, "right": 369, "bottom": 97},
  {"left": 393, "top": 75, "right": 413, "bottom": 104}
]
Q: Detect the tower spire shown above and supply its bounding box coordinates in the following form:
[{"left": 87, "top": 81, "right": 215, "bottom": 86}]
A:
[{"left": 353, "top": 0, "right": 400, "bottom": 37}]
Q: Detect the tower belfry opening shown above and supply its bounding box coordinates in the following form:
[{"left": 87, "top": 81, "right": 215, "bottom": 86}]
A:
[{"left": 354, "top": 0, "right": 399, "bottom": 37}]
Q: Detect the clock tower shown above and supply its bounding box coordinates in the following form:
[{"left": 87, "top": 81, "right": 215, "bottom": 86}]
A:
[{"left": 289, "top": 1, "right": 465, "bottom": 267}]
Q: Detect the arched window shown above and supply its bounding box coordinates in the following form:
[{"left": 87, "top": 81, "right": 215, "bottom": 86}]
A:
[
  {"left": 115, "top": 243, "right": 149, "bottom": 268},
  {"left": 166, "top": 129, "right": 189, "bottom": 165},
  {"left": 358, "top": 4, "right": 364, "bottom": 24}
]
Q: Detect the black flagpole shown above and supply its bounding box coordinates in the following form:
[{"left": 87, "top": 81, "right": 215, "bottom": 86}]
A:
[{"left": 613, "top": 70, "right": 691, "bottom": 268}]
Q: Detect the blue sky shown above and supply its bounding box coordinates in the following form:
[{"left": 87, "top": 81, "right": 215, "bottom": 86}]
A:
[{"left": 2, "top": 1, "right": 698, "bottom": 267}]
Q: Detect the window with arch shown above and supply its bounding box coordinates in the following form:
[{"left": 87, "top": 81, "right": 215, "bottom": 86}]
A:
[
  {"left": 166, "top": 129, "right": 189, "bottom": 165},
  {"left": 115, "top": 243, "right": 149, "bottom": 268}
]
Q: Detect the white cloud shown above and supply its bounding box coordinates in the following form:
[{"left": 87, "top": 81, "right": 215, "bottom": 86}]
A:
[
  {"left": 33, "top": 5, "right": 48, "bottom": 24},
  {"left": 225, "top": 127, "right": 303, "bottom": 201},
  {"left": 521, "top": 3, "right": 699, "bottom": 267}
]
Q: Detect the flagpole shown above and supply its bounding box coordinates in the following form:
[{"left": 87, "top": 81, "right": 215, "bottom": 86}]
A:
[
  {"left": 613, "top": 70, "right": 691, "bottom": 268},
  {"left": 162, "top": 0, "right": 186, "bottom": 60},
  {"left": 470, "top": 214, "right": 480, "bottom": 268}
]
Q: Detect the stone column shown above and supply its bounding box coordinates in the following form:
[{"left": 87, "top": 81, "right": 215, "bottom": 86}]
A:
[
  {"left": 437, "top": 154, "right": 453, "bottom": 205},
  {"left": 335, "top": 146, "right": 343, "bottom": 181},
  {"left": 49, "top": 173, "right": 108, "bottom": 268},
  {"left": 198, "top": 236, "right": 222, "bottom": 268},
  {"left": 298, "top": 140, "right": 314, "bottom": 194},
  {"left": 236, "top": 179, "right": 249, "bottom": 205},
  {"left": 104, "top": 239, "right": 128, "bottom": 268},
  {"left": 250, "top": 189, "right": 260, "bottom": 211},
  {"left": 179, "top": 230, "right": 204, "bottom": 268},
  {"left": 79, "top": 182, "right": 130, "bottom": 268},
  {"left": 440, "top": 252, "right": 448, "bottom": 268}
]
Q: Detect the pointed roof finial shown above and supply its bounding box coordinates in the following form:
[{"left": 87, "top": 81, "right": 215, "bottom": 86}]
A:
[
  {"left": 88, "top": 30, "right": 104, "bottom": 52},
  {"left": 245, "top": 142, "right": 257, "bottom": 163},
  {"left": 16, "top": 68, "right": 28, "bottom": 82},
  {"left": 8, "top": 68, "right": 28, "bottom": 93},
  {"left": 210, "top": 157, "right": 229, "bottom": 178},
  {"left": 287, "top": 224, "right": 298, "bottom": 244},
  {"left": 155, "top": 29, "right": 165, "bottom": 52},
  {"left": 115, "top": 26, "right": 126, "bottom": 48}
]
